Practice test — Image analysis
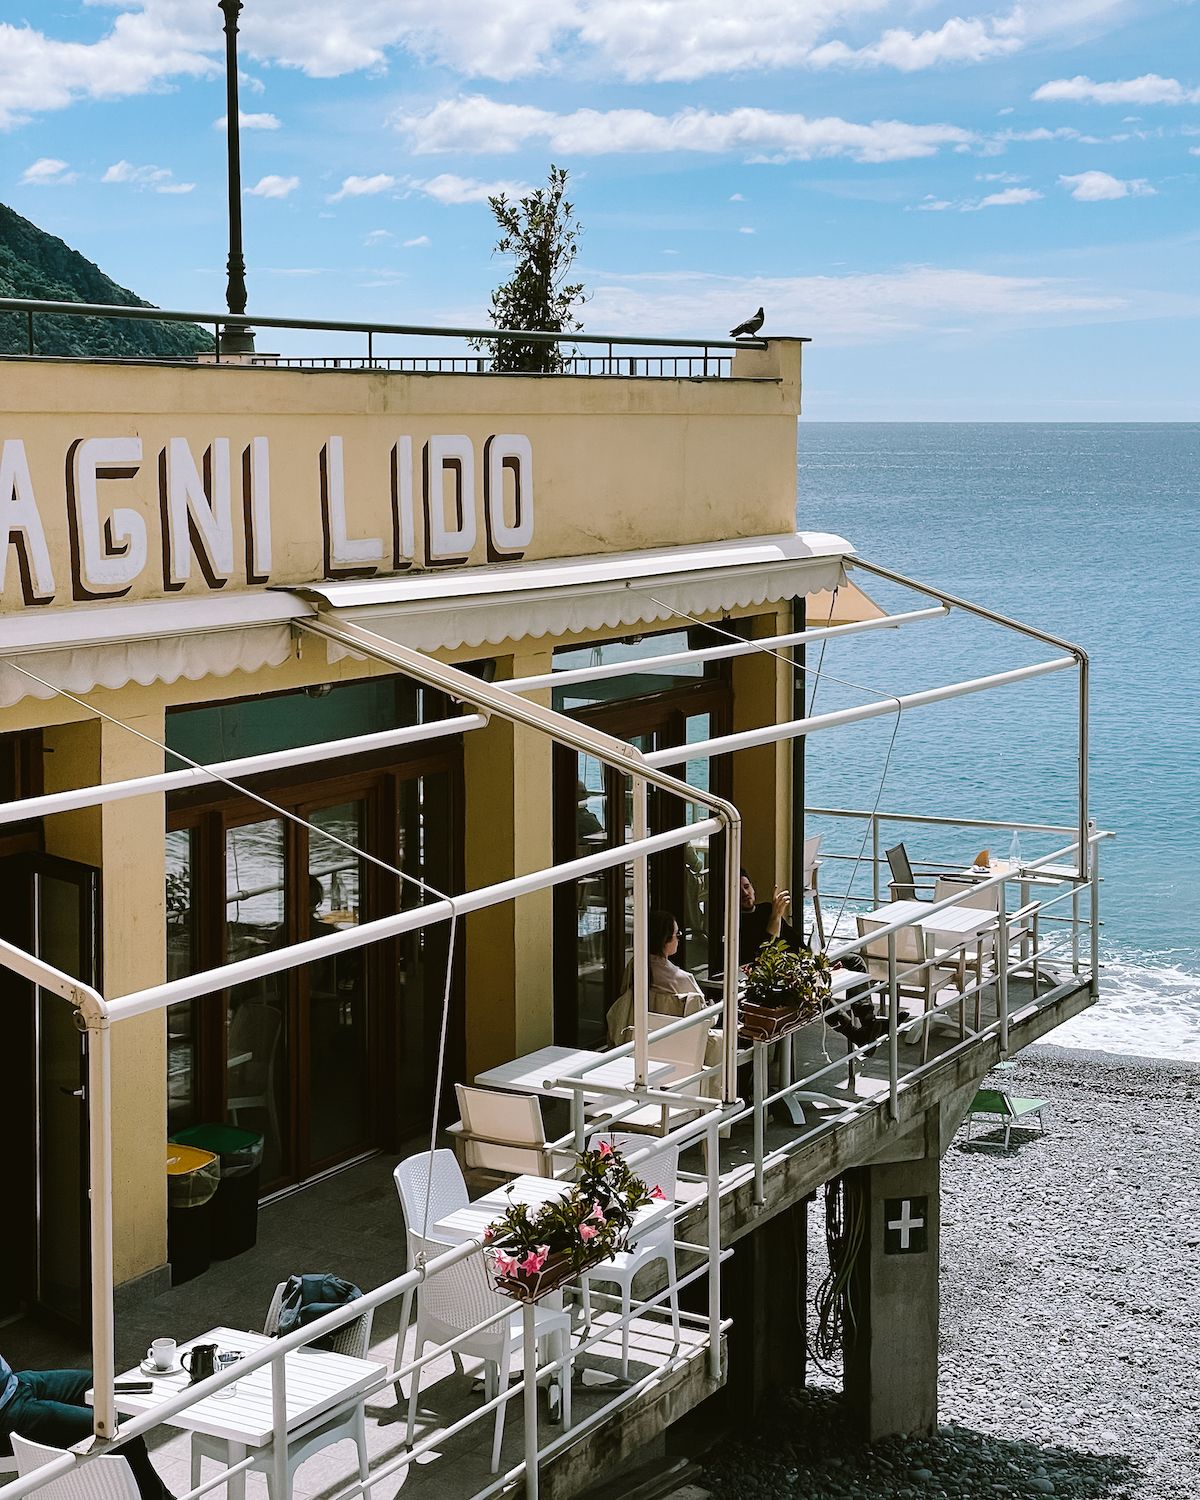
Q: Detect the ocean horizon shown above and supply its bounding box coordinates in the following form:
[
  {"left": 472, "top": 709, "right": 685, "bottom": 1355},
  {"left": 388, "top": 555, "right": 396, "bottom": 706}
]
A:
[{"left": 796, "top": 421, "right": 1200, "bottom": 1062}]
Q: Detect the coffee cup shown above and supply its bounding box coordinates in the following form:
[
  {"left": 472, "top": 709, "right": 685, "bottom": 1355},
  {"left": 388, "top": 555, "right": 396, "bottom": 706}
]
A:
[{"left": 147, "top": 1338, "right": 177, "bottom": 1371}]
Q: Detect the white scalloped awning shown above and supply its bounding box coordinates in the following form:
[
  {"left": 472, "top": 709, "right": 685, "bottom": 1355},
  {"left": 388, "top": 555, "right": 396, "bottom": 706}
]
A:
[
  {"left": 0, "top": 594, "right": 306, "bottom": 707},
  {"left": 296, "top": 532, "right": 854, "bottom": 655},
  {"left": 0, "top": 532, "right": 861, "bottom": 706}
]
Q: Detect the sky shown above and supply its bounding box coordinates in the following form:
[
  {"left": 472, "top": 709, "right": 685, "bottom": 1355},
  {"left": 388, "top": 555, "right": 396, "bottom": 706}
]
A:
[{"left": 1, "top": 0, "right": 1197, "bottom": 419}]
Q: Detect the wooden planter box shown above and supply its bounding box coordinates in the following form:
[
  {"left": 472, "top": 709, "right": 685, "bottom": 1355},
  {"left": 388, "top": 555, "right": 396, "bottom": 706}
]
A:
[
  {"left": 737, "top": 995, "right": 826, "bottom": 1044},
  {"left": 486, "top": 1238, "right": 627, "bottom": 1305}
]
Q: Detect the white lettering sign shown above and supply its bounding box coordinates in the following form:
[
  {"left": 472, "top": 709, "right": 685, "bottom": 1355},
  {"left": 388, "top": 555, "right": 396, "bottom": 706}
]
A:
[
  {"left": 67, "top": 436, "right": 147, "bottom": 600},
  {"left": 0, "top": 439, "right": 56, "bottom": 603},
  {"left": 0, "top": 431, "right": 534, "bottom": 606}
]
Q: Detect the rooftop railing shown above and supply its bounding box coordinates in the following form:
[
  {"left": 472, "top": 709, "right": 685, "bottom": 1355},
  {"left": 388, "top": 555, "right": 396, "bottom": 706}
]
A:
[{"left": 0, "top": 295, "right": 770, "bottom": 375}]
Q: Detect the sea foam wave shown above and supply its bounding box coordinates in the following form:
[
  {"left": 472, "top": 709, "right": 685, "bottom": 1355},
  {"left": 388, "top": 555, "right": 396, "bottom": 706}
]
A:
[{"left": 1051, "top": 950, "right": 1200, "bottom": 1061}]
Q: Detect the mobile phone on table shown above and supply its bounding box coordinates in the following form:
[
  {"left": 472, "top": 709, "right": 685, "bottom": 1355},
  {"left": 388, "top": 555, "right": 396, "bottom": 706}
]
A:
[{"left": 115, "top": 1380, "right": 154, "bottom": 1393}]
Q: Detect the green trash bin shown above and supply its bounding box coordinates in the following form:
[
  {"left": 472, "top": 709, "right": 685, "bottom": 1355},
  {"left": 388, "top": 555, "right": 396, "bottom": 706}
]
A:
[
  {"left": 170, "top": 1124, "right": 264, "bottom": 1258},
  {"left": 166, "top": 1144, "right": 220, "bottom": 1285}
]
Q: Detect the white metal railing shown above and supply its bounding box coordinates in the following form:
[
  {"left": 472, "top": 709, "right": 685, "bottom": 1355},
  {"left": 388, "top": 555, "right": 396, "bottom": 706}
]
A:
[{"left": 0, "top": 1112, "right": 726, "bottom": 1500}]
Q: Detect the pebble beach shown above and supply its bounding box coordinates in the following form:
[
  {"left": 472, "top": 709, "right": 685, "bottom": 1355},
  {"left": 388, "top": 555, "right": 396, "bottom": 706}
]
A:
[{"left": 697, "top": 1045, "right": 1200, "bottom": 1500}]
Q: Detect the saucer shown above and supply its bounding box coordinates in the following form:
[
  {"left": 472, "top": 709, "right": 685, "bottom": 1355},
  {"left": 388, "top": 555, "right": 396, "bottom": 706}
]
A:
[{"left": 140, "top": 1357, "right": 182, "bottom": 1377}]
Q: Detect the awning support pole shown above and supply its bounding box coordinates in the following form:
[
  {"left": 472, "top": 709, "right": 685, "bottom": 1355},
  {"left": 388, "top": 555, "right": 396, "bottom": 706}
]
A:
[
  {"left": 848, "top": 556, "right": 1090, "bottom": 882},
  {"left": 632, "top": 778, "right": 649, "bottom": 1089}
]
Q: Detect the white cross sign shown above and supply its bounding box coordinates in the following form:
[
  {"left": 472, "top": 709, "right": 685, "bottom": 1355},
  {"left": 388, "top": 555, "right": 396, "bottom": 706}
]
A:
[{"left": 883, "top": 1195, "right": 929, "bottom": 1254}]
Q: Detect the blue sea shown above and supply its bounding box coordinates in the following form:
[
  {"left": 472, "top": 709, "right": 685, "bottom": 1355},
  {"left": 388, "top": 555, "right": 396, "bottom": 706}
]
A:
[{"left": 795, "top": 423, "right": 1200, "bottom": 1061}]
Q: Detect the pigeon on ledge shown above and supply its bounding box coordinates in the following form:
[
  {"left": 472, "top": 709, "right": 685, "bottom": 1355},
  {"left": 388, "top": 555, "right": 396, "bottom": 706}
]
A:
[{"left": 729, "top": 306, "right": 765, "bottom": 338}]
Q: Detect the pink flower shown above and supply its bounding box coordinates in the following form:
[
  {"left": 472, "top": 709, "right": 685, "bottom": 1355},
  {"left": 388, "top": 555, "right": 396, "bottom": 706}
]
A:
[
  {"left": 597, "top": 1139, "right": 613, "bottom": 1158},
  {"left": 649, "top": 1185, "right": 667, "bottom": 1201},
  {"left": 492, "top": 1251, "right": 520, "bottom": 1277},
  {"left": 587, "top": 1201, "right": 606, "bottom": 1223},
  {"left": 482, "top": 1224, "right": 495, "bottom": 1242},
  {"left": 579, "top": 1223, "right": 598, "bottom": 1242},
  {"left": 519, "top": 1246, "right": 549, "bottom": 1276}
]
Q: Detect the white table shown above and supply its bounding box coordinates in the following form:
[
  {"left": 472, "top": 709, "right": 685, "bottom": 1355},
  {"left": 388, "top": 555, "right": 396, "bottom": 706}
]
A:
[
  {"left": 865, "top": 898, "right": 998, "bottom": 945},
  {"left": 93, "top": 1328, "right": 384, "bottom": 1500},
  {"left": 475, "top": 1045, "right": 674, "bottom": 1101},
  {"left": 431, "top": 1173, "right": 669, "bottom": 1248}
]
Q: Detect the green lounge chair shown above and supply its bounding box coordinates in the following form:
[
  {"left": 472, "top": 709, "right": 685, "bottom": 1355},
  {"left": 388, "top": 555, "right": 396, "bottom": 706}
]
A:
[{"left": 965, "top": 1086, "right": 1049, "bottom": 1149}]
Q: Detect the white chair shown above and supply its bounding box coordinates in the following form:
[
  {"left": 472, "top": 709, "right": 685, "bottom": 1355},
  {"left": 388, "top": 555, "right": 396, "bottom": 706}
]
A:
[
  {"left": 227, "top": 1000, "right": 282, "bottom": 1156},
  {"left": 447, "top": 1084, "right": 573, "bottom": 1181},
  {"left": 592, "top": 1013, "right": 712, "bottom": 1170},
  {"left": 802, "top": 834, "right": 825, "bottom": 947},
  {"left": 12, "top": 1437, "right": 139, "bottom": 1500},
  {"left": 580, "top": 1132, "right": 680, "bottom": 1378},
  {"left": 856, "top": 916, "right": 967, "bottom": 1063},
  {"left": 392, "top": 1150, "right": 470, "bottom": 1393},
  {"left": 190, "top": 1287, "right": 379, "bottom": 1500},
  {"left": 405, "top": 1234, "right": 573, "bottom": 1473}
]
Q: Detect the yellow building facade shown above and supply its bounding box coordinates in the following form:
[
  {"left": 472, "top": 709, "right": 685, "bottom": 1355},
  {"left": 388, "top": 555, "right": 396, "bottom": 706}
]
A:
[{"left": 1, "top": 338, "right": 850, "bottom": 1320}]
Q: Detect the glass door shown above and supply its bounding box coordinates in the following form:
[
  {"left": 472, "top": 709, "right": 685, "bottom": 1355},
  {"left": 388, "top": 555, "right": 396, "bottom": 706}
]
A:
[
  {"left": 553, "top": 692, "right": 729, "bottom": 1046},
  {"left": 224, "top": 816, "right": 288, "bottom": 1183},
  {"left": 303, "top": 799, "right": 372, "bottom": 1169},
  {"left": 0, "top": 854, "right": 99, "bottom": 1328}
]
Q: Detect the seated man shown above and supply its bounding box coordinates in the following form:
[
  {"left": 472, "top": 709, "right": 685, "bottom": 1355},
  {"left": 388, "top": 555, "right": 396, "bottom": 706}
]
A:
[
  {"left": 0, "top": 1354, "right": 173, "bottom": 1500},
  {"left": 736, "top": 868, "right": 800, "bottom": 963}
]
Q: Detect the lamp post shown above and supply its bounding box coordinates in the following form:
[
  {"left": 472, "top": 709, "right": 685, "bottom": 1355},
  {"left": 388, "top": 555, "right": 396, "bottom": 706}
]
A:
[{"left": 218, "top": 0, "right": 254, "bottom": 354}]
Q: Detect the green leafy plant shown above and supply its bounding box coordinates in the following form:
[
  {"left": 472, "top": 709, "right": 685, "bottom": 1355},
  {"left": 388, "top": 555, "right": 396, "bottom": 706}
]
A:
[
  {"left": 741, "top": 939, "right": 831, "bottom": 1019},
  {"left": 483, "top": 1142, "right": 661, "bottom": 1289},
  {"left": 471, "top": 165, "right": 585, "bottom": 374}
]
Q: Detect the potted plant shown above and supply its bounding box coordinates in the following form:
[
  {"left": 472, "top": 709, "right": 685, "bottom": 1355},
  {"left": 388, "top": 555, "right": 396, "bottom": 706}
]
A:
[
  {"left": 738, "top": 939, "right": 832, "bottom": 1043},
  {"left": 483, "top": 1141, "right": 664, "bottom": 1303}
]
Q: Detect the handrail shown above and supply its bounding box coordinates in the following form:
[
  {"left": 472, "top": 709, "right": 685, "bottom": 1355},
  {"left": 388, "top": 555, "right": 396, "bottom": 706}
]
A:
[{"left": 0, "top": 294, "right": 771, "bottom": 354}]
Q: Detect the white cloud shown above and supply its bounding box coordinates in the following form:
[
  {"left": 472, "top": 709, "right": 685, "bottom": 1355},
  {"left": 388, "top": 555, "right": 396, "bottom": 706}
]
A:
[
  {"left": 1059, "top": 170, "right": 1156, "bottom": 200},
  {"left": 914, "top": 185, "right": 1041, "bottom": 211},
  {"left": 214, "top": 111, "right": 282, "bottom": 130},
  {"left": 102, "top": 158, "right": 194, "bottom": 193},
  {"left": 407, "top": 172, "right": 528, "bottom": 204},
  {"left": 20, "top": 156, "right": 75, "bottom": 185},
  {"left": 970, "top": 186, "right": 1042, "bottom": 208},
  {"left": 364, "top": 228, "right": 393, "bottom": 244},
  {"left": 808, "top": 16, "right": 1021, "bottom": 73},
  {"left": 738, "top": 226, "right": 756, "bottom": 234},
  {"left": 729, "top": 192, "right": 745, "bottom": 202},
  {"left": 403, "top": 234, "right": 432, "bottom": 247},
  {"left": 976, "top": 171, "right": 1023, "bottom": 182},
  {"left": 328, "top": 173, "right": 397, "bottom": 201},
  {"left": 0, "top": 1, "right": 1137, "bottom": 129},
  {"left": 1034, "top": 74, "right": 1200, "bottom": 106},
  {"left": 1191, "top": 147, "right": 1200, "bottom": 157},
  {"left": 396, "top": 95, "right": 975, "bottom": 164},
  {"left": 582, "top": 264, "right": 1136, "bottom": 346},
  {"left": 247, "top": 174, "right": 300, "bottom": 198}
]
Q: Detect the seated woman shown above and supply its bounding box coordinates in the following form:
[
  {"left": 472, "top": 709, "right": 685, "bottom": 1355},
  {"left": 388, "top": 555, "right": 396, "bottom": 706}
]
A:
[{"left": 606, "top": 911, "right": 723, "bottom": 1095}]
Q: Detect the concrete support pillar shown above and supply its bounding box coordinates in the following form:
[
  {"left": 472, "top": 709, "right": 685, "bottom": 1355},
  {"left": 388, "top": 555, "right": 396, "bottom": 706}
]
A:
[
  {"left": 842, "top": 1121, "right": 941, "bottom": 1441},
  {"left": 676, "top": 1199, "right": 808, "bottom": 1434},
  {"left": 462, "top": 649, "right": 554, "bottom": 1077}
]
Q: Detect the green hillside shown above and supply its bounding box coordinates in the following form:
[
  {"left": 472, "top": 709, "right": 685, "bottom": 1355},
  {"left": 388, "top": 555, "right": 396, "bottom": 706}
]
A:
[{"left": 0, "top": 203, "right": 212, "bottom": 359}]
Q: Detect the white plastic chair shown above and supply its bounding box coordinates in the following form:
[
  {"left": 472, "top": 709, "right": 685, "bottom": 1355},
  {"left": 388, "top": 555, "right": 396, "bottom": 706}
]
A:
[
  {"left": 227, "top": 1000, "right": 282, "bottom": 1157},
  {"left": 580, "top": 1131, "right": 680, "bottom": 1377},
  {"left": 856, "top": 915, "right": 966, "bottom": 1062},
  {"left": 190, "top": 1286, "right": 379, "bottom": 1500},
  {"left": 802, "top": 834, "right": 825, "bottom": 946},
  {"left": 405, "top": 1234, "right": 573, "bottom": 1473},
  {"left": 11, "top": 1437, "right": 139, "bottom": 1500},
  {"left": 447, "top": 1084, "right": 574, "bottom": 1181},
  {"left": 392, "top": 1150, "right": 470, "bottom": 1393}
]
